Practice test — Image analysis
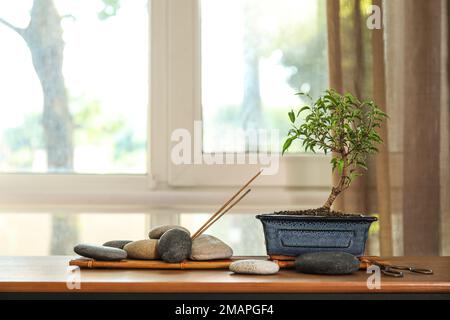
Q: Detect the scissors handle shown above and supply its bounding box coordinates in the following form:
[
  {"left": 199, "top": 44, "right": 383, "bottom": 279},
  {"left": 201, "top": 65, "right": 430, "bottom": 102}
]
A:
[
  {"left": 382, "top": 267, "right": 404, "bottom": 278},
  {"left": 362, "top": 259, "right": 434, "bottom": 277},
  {"left": 410, "top": 267, "right": 434, "bottom": 275},
  {"left": 387, "top": 265, "right": 434, "bottom": 275}
]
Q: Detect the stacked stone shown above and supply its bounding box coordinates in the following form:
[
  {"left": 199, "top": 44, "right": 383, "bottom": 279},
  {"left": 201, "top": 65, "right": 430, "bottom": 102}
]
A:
[{"left": 73, "top": 224, "right": 233, "bottom": 263}]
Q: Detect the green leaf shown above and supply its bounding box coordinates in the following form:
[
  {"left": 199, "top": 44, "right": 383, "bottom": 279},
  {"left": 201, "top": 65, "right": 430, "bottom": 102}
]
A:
[
  {"left": 288, "top": 110, "right": 296, "bottom": 124},
  {"left": 282, "top": 137, "right": 294, "bottom": 155},
  {"left": 324, "top": 94, "right": 339, "bottom": 106},
  {"left": 337, "top": 159, "right": 345, "bottom": 174},
  {"left": 349, "top": 172, "right": 363, "bottom": 182},
  {"left": 297, "top": 106, "right": 311, "bottom": 116},
  {"left": 296, "top": 92, "right": 313, "bottom": 100},
  {"left": 356, "top": 161, "right": 368, "bottom": 170}
]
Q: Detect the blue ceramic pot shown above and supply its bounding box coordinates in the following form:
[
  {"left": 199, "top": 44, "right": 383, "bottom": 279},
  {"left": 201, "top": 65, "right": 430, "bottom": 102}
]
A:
[{"left": 256, "top": 214, "right": 377, "bottom": 257}]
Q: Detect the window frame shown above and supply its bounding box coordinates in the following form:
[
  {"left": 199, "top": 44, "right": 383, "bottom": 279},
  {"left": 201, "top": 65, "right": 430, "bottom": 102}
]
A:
[
  {"left": 0, "top": 0, "right": 331, "bottom": 210},
  {"left": 156, "top": 0, "right": 331, "bottom": 187}
]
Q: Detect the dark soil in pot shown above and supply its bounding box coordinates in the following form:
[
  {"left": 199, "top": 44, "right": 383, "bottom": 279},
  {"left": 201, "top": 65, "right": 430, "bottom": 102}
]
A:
[{"left": 274, "top": 207, "right": 364, "bottom": 218}]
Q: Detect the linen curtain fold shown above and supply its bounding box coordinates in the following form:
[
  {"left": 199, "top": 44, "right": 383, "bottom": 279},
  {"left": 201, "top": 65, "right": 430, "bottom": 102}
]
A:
[{"left": 326, "top": 0, "right": 449, "bottom": 256}]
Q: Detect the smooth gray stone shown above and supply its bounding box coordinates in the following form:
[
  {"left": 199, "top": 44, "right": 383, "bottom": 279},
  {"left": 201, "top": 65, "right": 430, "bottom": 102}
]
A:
[
  {"left": 103, "top": 240, "right": 133, "bottom": 249},
  {"left": 157, "top": 229, "right": 192, "bottom": 263},
  {"left": 295, "top": 252, "right": 360, "bottom": 275},
  {"left": 124, "top": 240, "right": 159, "bottom": 260},
  {"left": 149, "top": 225, "right": 190, "bottom": 239},
  {"left": 190, "top": 234, "right": 233, "bottom": 261},
  {"left": 229, "top": 260, "right": 279, "bottom": 275},
  {"left": 74, "top": 244, "right": 127, "bottom": 261}
]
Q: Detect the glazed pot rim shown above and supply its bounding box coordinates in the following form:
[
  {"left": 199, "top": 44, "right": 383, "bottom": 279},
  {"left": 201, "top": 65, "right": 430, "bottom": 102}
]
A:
[{"left": 256, "top": 214, "right": 378, "bottom": 222}]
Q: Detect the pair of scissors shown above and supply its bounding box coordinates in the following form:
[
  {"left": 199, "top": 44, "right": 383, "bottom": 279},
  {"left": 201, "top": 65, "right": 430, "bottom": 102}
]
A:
[{"left": 361, "top": 258, "right": 434, "bottom": 278}]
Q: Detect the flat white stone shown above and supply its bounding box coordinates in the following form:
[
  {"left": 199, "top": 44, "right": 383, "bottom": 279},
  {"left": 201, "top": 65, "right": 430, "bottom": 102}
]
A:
[{"left": 229, "top": 260, "right": 279, "bottom": 275}]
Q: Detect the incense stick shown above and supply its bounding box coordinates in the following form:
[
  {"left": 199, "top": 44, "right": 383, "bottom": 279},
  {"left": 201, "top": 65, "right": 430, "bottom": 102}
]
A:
[
  {"left": 192, "top": 189, "right": 252, "bottom": 240},
  {"left": 191, "top": 170, "right": 262, "bottom": 239}
]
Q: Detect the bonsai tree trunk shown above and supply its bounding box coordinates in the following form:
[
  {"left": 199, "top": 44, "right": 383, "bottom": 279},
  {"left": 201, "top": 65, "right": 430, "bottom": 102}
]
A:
[
  {"left": 323, "top": 187, "right": 341, "bottom": 211},
  {"left": 323, "top": 176, "right": 346, "bottom": 211},
  {"left": 323, "top": 153, "right": 351, "bottom": 211}
]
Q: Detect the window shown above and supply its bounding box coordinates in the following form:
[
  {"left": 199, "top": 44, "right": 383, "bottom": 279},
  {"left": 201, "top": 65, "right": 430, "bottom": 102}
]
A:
[
  {"left": 161, "top": 0, "right": 331, "bottom": 187},
  {"left": 0, "top": 0, "right": 148, "bottom": 174},
  {"left": 0, "top": 0, "right": 342, "bottom": 259},
  {"left": 0, "top": 212, "right": 149, "bottom": 255},
  {"left": 0, "top": 210, "right": 267, "bottom": 256},
  {"left": 201, "top": 0, "right": 328, "bottom": 153},
  {"left": 0, "top": 0, "right": 330, "bottom": 210}
]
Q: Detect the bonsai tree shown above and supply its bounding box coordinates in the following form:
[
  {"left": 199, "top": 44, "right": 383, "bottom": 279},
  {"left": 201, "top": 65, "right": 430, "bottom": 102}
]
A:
[{"left": 283, "top": 89, "right": 387, "bottom": 213}]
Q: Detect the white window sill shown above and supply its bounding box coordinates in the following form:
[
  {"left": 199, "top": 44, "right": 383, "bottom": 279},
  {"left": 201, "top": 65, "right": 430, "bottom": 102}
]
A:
[{"left": 0, "top": 174, "right": 328, "bottom": 212}]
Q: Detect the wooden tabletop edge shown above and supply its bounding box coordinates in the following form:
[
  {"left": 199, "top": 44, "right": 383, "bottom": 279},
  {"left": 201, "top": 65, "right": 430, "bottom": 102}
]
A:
[{"left": 1, "top": 281, "right": 450, "bottom": 294}]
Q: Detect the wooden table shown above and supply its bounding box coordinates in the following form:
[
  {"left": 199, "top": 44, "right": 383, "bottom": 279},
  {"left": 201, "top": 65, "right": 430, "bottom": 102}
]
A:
[{"left": 0, "top": 256, "right": 449, "bottom": 299}]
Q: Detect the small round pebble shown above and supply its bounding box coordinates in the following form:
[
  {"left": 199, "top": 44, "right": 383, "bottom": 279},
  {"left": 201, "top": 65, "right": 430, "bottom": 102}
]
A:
[
  {"left": 74, "top": 244, "right": 127, "bottom": 261},
  {"left": 229, "top": 260, "right": 279, "bottom": 275},
  {"left": 295, "top": 252, "right": 360, "bottom": 275},
  {"left": 149, "top": 225, "right": 190, "bottom": 239},
  {"left": 124, "top": 240, "right": 159, "bottom": 260},
  {"left": 103, "top": 240, "right": 133, "bottom": 249},
  {"left": 157, "top": 229, "right": 192, "bottom": 263}
]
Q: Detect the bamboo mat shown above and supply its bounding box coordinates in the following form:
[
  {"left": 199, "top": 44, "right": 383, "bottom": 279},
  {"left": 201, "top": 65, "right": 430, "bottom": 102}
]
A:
[{"left": 70, "top": 256, "right": 381, "bottom": 270}]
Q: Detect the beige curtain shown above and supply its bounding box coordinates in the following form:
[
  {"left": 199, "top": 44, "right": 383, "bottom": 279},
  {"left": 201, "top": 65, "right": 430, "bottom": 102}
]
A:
[
  {"left": 445, "top": 0, "right": 450, "bottom": 256},
  {"left": 326, "top": 0, "right": 449, "bottom": 256}
]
